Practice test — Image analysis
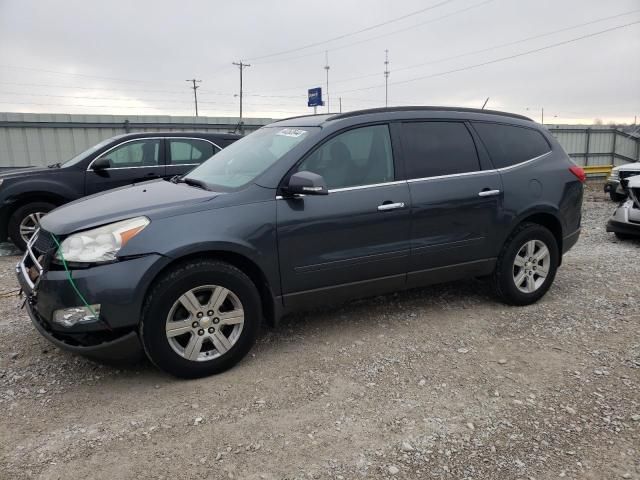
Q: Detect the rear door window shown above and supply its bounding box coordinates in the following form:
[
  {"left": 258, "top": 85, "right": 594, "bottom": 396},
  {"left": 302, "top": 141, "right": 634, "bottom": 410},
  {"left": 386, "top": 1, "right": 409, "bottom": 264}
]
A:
[
  {"left": 472, "top": 122, "right": 551, "bottom": 168},
  {"left": 168, "top": 138, "right": 219, "bottom": 165},
  {"left": 400, "top": 122, "right": 480, "bottom": 179},
  {"left": 99, "top": 139, "right": 161, "bottom": 168}
]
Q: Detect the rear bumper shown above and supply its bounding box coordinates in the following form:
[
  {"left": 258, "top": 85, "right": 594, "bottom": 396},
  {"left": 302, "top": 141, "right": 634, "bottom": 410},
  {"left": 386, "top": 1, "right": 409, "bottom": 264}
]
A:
[{"left": 562, "top": 228, "right": 581, "bottom": 254}]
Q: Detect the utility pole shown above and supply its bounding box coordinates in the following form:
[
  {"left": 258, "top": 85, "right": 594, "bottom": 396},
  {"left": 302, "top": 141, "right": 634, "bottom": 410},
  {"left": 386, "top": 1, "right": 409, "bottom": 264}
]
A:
[
  {"left": 384, "top": 49, "right": 390, "bottom": 107},
  {"left": 541, "top": 107, "right": 544, "bottom": 125},
  {"left": 339, "top": 97, "right": 342, "bottom": 113},
  {"left": 232, "top": 61, "right": 251, "bottom": 125},
  {"left": 324, "top": 51, "right": 330, "bottom": 113},
  {"left": 185, "top": 79, "right": 201, "bottom": 116}
]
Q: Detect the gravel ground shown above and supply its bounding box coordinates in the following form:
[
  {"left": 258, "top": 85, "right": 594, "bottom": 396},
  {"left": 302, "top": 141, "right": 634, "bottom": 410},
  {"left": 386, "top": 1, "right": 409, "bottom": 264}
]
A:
[{"left": 0, "top": 183, "right": 639, "bottom": 480}]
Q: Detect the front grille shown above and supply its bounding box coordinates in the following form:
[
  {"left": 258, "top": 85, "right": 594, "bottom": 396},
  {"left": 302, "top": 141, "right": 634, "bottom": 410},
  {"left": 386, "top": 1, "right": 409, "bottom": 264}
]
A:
[{"left": 18, "top": 229, "right": 51, "bottom": 290}]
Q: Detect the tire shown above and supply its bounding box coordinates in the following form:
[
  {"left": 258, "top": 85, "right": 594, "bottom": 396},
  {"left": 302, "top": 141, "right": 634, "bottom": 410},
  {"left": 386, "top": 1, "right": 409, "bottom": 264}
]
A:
[
  {"left": 8, "top": 201, "right": 57, "bottom": 251},
  {"left": 491, "top": 222, "right": 559, "bottom": 306},
  {"left": 609, "top": 191, "right": 626, "bottom": 202},
  {"left": 140, "top": 259, "right": 261, "bottom": 378}
]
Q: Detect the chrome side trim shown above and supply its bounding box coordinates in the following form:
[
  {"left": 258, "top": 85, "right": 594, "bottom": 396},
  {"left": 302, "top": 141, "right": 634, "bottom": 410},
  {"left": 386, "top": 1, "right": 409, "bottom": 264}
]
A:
[
  {"left": 407, "top": 169, "right": 496, "bottom": 183},
  {"left": 496, "top": 151, "right": 552, "bottom": 172},
  {"left": 328, "top": 180, "right": 406, "bottom": 193},
  {"left": 274, "top": 150, "right": 552, "bottom": 199},
  {"left": 86, "top": 136, "right": 222, "bottom": 171}
]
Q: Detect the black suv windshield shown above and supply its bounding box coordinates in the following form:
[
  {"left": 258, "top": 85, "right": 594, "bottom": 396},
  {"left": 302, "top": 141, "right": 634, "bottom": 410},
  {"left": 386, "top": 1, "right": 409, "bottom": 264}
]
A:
[
  {"left": 61, "top": 135, "right": 127, "bottom": 168},
  {"left": 184, "top": 126, "right": 318, "bottom": 189}
]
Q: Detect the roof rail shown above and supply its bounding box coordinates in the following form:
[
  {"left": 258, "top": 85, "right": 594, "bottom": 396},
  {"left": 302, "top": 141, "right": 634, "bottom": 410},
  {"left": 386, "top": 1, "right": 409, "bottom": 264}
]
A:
[{"left": 327, "top": 106, "right": 533, "bottom": 122}]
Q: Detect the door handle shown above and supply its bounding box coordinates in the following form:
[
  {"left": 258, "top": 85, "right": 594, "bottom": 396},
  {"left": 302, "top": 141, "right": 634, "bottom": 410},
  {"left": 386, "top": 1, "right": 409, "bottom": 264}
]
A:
[
  {"left": 377, "top": 202, "right": 405, "bottom": 211},
  {"left": 478, "top": 189, "right": 501, "bottom": 197}
]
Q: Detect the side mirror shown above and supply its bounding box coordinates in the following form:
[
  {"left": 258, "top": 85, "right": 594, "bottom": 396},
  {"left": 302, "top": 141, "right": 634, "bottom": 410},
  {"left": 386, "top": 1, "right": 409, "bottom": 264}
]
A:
[
  {"left": 91, "top": 157, "right": 111, "bottom": 170},
  {"left": 286, "top": 171, "right": 328, "bottom": 196}
]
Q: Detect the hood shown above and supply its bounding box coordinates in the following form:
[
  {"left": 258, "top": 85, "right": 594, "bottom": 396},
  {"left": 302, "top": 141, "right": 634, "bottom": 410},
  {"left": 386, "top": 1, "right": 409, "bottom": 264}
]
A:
[
  {"left": 40, "top": 179, "right": 219, "bottom": 235},
  {"left": 614, "top": 162, "right": 640, "bottom": 172},
  {"left": 0, "top": 166, "right": 55, "bottom": 180}
]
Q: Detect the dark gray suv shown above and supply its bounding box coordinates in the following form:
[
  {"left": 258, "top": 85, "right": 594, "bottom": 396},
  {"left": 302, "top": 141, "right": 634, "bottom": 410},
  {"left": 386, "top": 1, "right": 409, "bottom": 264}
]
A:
[{"left": 17, "top": 107, "right": 584, "bottom": 378}]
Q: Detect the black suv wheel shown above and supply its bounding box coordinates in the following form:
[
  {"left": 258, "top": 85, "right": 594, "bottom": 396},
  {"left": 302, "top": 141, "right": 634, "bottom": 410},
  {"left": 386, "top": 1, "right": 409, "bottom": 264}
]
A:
[
  {"left": 8, "top": 201, "right": 56, "bottom": 251},
  {"left": 140, "top": 259, "right": 261, "bottom": 378},
  {"left": 491, "top": 222, "right": 559, "bottom": 306}
]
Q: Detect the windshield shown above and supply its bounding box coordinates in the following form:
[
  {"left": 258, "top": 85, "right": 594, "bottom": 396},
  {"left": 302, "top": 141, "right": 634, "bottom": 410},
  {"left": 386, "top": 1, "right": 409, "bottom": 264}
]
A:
[
  {"left": 61, "top": 135, "right": 126, "bottom": 168},
  {"left": 184, "top": 126, "right": 318, "bottom": 189}
]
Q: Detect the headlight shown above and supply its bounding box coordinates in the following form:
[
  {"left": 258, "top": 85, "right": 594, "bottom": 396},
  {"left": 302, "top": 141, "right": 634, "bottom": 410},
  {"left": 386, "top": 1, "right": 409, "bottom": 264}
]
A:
[
  {"left": 58, "top": 216, "right": 149, "bottom": 263},
  {"left": 609, "top": 170, "right": 619, "bottom": 180}
]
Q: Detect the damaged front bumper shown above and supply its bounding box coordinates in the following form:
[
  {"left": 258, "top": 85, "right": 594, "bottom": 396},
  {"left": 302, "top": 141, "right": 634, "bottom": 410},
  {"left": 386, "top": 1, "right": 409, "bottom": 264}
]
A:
[
  {"left": 606, "top": 199, "right": 640, "bottom": 237},
  {"left": 15, "top": 230, "right": 161, "bottom": 362}
]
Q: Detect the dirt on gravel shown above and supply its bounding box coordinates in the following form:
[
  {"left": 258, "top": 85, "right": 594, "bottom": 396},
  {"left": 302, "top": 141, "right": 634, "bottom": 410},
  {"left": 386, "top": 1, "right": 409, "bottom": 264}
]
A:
[{"left": 0, "top": 183, "right": 639, "bottom": 480}]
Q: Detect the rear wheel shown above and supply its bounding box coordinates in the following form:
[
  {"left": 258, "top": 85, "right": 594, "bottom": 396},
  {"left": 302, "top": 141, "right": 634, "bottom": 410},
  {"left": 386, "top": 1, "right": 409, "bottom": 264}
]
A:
[
  {"left": 8, "top": 201, "right": 56, "bottom": 251},
  {"left": 140, "top": 259, "right": 261, "bottom": 378},
  {"left": 491, "top": 223, "right": 559, "bottom": 306},
  {"left": 609, "top": 191, "right": 626, "bottom": 202}
]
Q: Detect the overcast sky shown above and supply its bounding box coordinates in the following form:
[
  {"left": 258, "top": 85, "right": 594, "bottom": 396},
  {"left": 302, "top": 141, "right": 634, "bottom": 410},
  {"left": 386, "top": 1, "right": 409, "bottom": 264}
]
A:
[{"left": 0, "top": 0, "right": 638, "bottom": 124}]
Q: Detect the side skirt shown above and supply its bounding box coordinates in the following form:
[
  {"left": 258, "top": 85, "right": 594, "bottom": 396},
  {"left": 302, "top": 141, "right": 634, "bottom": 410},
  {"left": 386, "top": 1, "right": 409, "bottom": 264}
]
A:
[{"left": 279, "top": 258, "right": 497, "bottom": 316}]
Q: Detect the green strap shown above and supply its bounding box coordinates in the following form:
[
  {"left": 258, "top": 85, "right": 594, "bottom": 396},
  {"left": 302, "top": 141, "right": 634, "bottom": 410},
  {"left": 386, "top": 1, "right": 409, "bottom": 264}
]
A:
[{"left": 49, "top": 233, "right": 99, "bottom": 320}]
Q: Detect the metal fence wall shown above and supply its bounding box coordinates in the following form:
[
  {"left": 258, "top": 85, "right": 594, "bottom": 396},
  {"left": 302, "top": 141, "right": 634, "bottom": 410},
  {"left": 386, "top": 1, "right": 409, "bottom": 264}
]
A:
[
  {"left": 547, "top": 125, "right": 640, "bottom": 167},
  {"left": 0, "top": 112, "right": 274, "bottom": 168},
  {"left": 1, "top": 113, "right": 638, "bottom": 170}
]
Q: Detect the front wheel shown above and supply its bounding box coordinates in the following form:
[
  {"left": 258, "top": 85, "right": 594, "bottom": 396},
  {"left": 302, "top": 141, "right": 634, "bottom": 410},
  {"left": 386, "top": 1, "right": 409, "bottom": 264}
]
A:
[
  {"left": 8, "top": 201, "right": 56, "bottom": 251},
  {"left": 140, "top": 259, "right": 261, "bottom": 378},
  {"left": 491, "top": 223, "right": 559, "bottom": 306}
]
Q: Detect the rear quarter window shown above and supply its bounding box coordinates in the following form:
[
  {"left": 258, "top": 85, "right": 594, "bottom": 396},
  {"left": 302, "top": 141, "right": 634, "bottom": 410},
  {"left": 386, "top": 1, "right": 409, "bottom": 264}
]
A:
[{"left": 472, "top": 122, "right": 551, "bottom": 169}]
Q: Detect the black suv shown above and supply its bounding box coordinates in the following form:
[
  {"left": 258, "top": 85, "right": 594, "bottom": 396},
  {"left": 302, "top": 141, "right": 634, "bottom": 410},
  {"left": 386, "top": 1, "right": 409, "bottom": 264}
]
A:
[
  {"left": 1, "top": 131, "right": 239, "bottom": 250},
  {"left": 17, "top": 107, "right": 584, "bottom": 378}
]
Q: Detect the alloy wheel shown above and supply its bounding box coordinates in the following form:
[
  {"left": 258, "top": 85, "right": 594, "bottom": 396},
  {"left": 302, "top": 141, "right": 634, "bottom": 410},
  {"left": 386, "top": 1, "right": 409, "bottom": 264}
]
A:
[
  {"left": 165, "top": 285, "right": 244, "bottom": 362},
  {"left": 512, "top": 239, "right": 550, "bottom": 294},
  {"left": 19, "top": 212, "right": 46, "bottom": 245}
]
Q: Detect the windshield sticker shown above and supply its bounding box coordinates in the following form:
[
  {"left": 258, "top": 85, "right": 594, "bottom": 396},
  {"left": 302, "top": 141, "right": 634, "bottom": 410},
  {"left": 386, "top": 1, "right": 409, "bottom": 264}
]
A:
[{"left": 276, "top": 128, "right": 307, "bottom": 138}]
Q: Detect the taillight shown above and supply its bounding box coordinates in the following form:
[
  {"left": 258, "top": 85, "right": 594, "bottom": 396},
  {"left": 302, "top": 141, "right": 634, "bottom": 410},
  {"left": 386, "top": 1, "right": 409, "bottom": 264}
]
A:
[{"left": 569, "top": 165, "right": 586, "bottom": 183}]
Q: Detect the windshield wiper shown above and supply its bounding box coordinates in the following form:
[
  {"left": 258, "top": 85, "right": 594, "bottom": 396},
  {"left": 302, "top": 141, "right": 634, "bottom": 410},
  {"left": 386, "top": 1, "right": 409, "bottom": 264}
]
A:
[
  {"left": 174, "top": 176, "right": 210, "bottom": 190},
  {"left": 47, "top": 162, "right": 61, "bottom": 168}
]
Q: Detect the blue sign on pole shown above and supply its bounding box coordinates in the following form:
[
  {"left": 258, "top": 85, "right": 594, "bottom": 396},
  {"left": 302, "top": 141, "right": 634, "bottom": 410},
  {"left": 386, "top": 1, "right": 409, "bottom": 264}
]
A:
[{"left": 308, "top": 87, "right": 324, "bottom": 108}]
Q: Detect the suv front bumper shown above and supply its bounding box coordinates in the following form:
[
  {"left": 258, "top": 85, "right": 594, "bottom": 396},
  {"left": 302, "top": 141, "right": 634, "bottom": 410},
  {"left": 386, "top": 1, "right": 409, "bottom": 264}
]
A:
[
  {"left": 16, "top": 236, "right": 163, "bottom": 361},
  {"left": 606, "top": 199, "right": 640, "bottom": 237}
]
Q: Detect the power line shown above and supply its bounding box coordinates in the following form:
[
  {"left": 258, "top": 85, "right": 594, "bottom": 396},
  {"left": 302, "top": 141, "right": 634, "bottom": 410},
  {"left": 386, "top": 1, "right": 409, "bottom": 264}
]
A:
[
  {"left": 252, "top": 0, "right": 493, "bottom": 67},
  {"left": 282, "top": 7, "right": 640, "bottom": 90},
  {"left": 186, "top": 79, "right": 202, "bottom": 116},
  {"left": 0, "top": 100, "right": 309, "bottom": 116},
  {"left": 332, "top": 20, "right": 640, "bottom": 96},
  {"left": 244, "top": 0, "right": 456, "bottom": 62},
  {"left": 0, "top": 63, "right": 234, "bottom": 86}
]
